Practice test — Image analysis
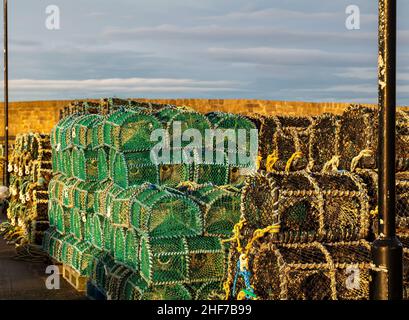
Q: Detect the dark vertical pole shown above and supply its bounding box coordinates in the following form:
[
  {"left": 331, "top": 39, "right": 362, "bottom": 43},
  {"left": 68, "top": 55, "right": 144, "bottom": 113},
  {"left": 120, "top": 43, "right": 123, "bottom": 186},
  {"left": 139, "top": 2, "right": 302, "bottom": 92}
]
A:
[
  {"left": 3, "top": 0, "right": 8, "bottom": 187},
  {"left": 371, "top": 0, "right": 403, "bottom": 300}
]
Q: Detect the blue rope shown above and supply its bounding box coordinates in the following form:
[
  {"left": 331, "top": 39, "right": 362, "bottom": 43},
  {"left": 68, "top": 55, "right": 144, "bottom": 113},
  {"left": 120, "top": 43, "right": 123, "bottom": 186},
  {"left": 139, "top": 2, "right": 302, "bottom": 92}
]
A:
[{"left": 232, "top": 258, "right": 256, "bottom": 300}]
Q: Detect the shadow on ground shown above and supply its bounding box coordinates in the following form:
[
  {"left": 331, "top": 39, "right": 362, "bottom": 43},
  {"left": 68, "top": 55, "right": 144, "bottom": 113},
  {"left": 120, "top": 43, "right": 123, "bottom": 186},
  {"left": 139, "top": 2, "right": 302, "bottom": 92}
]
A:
[{"left": 0, "top": 214, "right": 86, "bottom": 300}]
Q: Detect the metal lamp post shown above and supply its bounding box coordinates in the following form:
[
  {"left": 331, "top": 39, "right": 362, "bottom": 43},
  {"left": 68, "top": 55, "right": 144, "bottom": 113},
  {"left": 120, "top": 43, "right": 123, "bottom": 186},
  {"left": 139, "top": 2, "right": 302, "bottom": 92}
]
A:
[
  {"left": 371, "top": 0, "right": 403, "bottom": 300},
  {"left": 3, "top": 0, "right": 8, "bottom": 188}
]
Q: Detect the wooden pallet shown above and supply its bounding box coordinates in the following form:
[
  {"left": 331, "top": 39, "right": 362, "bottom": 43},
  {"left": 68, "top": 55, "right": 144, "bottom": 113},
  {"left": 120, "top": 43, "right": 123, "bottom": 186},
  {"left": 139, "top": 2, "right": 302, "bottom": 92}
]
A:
[{"left": 62, "top": 264, "right": 88, "bottom": 292}]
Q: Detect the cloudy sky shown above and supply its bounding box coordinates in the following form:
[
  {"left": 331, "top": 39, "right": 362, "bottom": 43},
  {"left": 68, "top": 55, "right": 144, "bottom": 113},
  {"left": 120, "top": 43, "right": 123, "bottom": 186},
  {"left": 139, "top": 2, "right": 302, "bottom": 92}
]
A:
[{"left": 1, "top": 0, "right": 409, "bottom": 104}]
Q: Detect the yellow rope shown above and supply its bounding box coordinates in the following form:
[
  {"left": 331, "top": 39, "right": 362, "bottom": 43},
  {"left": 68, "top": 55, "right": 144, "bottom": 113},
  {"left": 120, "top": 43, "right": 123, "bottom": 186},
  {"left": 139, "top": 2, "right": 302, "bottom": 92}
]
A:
[
  {"left": 237, "top": 291, "right": 247, "bottom": 300},
  {"left": 243, "top": 224, "right": 280, "bottom": 257},
  {"left": 285, "top": 152, "right": 303, "bottom": 172},
  {"left": 219, "top": 185, "right": 242, "bottom": 193},
  {"left": 266, "top": 151, "right": 279, "bottom": 172},
  {"left": 176, "top": 181, "right": 200, "bottom": 190},
  {"left": 223, "top": 279, "right": 232, "bottom": 300},
  {"left": 322, "top": 155, "right": 340, "bottom": 173},
  {"left": 222, "top": 219, "right": 246, "bottom": 300},
  {"left": 222, "top": 219, "right": 246, "bottom": 253},
  {"left": 223, "top": 220, "right": 280, "bottom": 300},
  {"left": 256, "top": 155, "right": 263, "bottom": 170},
  {"left": 350, "top": 149, "right": 373, "bottom": 172},
  {"left": 370, "top": 206, "right": 378, "bottom": 217}
]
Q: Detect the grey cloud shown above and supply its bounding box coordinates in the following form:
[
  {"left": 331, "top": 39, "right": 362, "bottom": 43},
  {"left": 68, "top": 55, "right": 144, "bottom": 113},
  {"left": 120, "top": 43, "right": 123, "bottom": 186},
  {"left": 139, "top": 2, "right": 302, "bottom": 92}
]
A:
[
  {"left": 334, "top": 68, "right": 376, "bottom": 80},
  {"left": 3, "top": 1, "right": 408, "bottom": 103},
  {"left": 201, "top": 8, "right": 377, "bottom": 25},
  {"left": 207, "top": 47, "right": 374, "bottom": 67},
  {"left": 334, "top": 66, "right": 409, "bottom": 82},
  {"left": 1, "top": 77, "right": 247, "bottom": 102},
  {"left": 102, "top": 24, "right": 377, "bottom": 46}
]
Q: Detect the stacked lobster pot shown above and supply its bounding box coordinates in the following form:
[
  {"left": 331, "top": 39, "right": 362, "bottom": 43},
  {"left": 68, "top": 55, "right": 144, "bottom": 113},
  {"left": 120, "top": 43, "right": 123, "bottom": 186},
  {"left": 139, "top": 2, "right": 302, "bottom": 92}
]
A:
[
  {"left": 44, "top": 99, "right": 254, "bottom": 300},
  {"left": 308, "top": 114, "right": 341, "bottom": 172},
  {"left": 1, "top": 133, "right": 52, "bottom": 245},
  {"left": 337, "top": 106, "right": 378, "bottom": 171},
  {"left": 331, "top": 106, "right": 409, "bottom": 298},
  {"left": 353, "top": 170, "right": 409, "bottom": 231},
  {"left": 308, "top": 107, "right": 409, "bottom": 249},
  {"left": 307, "top": 106, "right": 377, "bottom": 173},
  {"left": 395, "top": 111, "right": 409, "bottom": 286},
  {"left": 225, "top": 171, "right": 375, "bottom": 300},
  {"left": 45, "top": 112, "right": 105, "bottom": 277},
  {"left": 224, "top": 105, "right": 409, "bottom": 300},
  {"left": 400, "top": 234, "right": 409, "bottom": 299},
  {"left": 354, "top": 169, "right": 409, "bottom": 299},
  {"left": 250, "top": 115, "right": 313, "bottom": 173},
  {"left": 206, "top": 111, "right": 259, "bottom": 186},
  {"left": 60, "top": 98, "right": 170, "bottom": 119},
  {"left": 308, "top": 106, "right": 409, "bottom": 172}
]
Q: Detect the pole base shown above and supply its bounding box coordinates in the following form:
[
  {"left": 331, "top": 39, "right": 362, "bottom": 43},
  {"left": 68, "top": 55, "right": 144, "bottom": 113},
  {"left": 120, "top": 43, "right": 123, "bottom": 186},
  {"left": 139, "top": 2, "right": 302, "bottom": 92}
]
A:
[{"left": 370, "top": 236, "right": 403, "bottom": 300}]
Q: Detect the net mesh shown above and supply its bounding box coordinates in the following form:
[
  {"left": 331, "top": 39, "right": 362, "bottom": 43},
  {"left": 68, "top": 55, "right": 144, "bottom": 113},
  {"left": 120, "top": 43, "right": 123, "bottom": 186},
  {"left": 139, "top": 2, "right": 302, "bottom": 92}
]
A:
[
  {"left": 227, "top": 239, "right": 373, "bottom": 300},
  {"left": 44, "top": 101, "right": 409, "bottom": 300},
  {"left": 90, "top": 214, "right": 104, "bottom": 250},
  {"left": 45, "top": 99, "right": 252, "bottom": 299},
  {"left": 308, "top": 114, "right": 340, "bottom": 172},
  {"left": 206, "top": 112, "right": 256, "bottom": 154},
  {"left": 111, "top": 151, "right": 159, "bottom": 188},
  {"left": 104, "top": 109, "right": 162, "bottom": 152},
  {"left": 307, "top": 106, "right": 409, "bottom": 172},
  {"left": 397, "top": 173, "right": 409, "bottom": 230},
  {"left": 139, "top": 236, "right": 226, "bottom": 286},
  {"left": 355, "top": 169, "right": 409, "bottom": 233},
  {"left": 399, "top": 234, "right": 409, "bottom": 299},
  {"left": 248, "top": 115, "right": 278, "bottom": 171},
  {"left": 187, "top": 281, "right": 225, "bottom": 300},
  {"left": 192, "top": 148, "right": 230, "bottom": 186},
  {"left": 221, "top": 106, "right": 409, "bottom": 301},
  {"left": 240, "top": 171, "right": 371, "bottom": 240},
  {"left": 248, "top": 115, "right": 312, "bottom": 172},
  {"left": 396, "top": 110, "right": 409, "bottom": 171},
  {"left": 159, "top": 162, "right": 191, "bottom": 187},
  {"left": 4, "top": 133, "right": 52, "bottom": 245},
  {"left": 72, "top": 114, "right": 103, "bottom": 149},
  {"left": 247, "top": 106, "right": 409, "bottom": 175},
  {"left": 338, "top": 106, "right": 378, "bottom": 170},
  {"left": 156, "top": 108, "right": 211, "bottom": 148},
  {"left": 71, "top": 148, "right": 99, "bottom": 181},
  {"left": 181, "top": 184, "right": 241, "bottom": 239},
  {"left": 127, "top": 184, "right": 203, "bottom": 239}
]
